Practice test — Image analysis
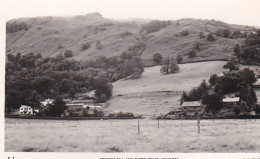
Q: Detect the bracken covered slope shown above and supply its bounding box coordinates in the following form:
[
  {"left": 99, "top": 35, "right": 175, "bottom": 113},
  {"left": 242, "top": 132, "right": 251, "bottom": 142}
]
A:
[{"left": 6, "top": 13, "right": 256, "bottom": 62}]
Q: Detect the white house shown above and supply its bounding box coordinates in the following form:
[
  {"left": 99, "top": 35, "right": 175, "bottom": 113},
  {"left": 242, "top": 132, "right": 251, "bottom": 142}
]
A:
[
  {"left": 40, "top": 98, "right": 54, "bottom": 109},
  {"left": 19, "top": 105, "right": 39, "bottom": 115}
]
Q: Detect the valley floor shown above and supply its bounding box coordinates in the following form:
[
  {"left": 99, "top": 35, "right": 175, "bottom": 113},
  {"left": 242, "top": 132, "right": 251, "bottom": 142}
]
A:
[{"left": 5, "top": 118, "right": 260, "bottom": 152}]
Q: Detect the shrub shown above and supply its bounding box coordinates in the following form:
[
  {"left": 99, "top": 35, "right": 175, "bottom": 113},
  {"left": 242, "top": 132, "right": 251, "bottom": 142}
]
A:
[
  {"left": 180, "top": 30, "right": 189, "bottom": 36},
  {"left": 116, "top": 112, "right": 135, "bottom": 118},
  {"left": 233, "top": 106, "right": 241, "bottom": 115},
  {"left": 176, "top": 55, "right": 183, "bottom": 64},
  {"left": 206, "top": 33, "right": 216, "bottom": 41},
  {"left": 153, "top": 53, "right": 163, "bottom": 64},
  {"left": 188, "top": 50, "right": 196, "bottom": 58},
  {"left": 64, "top": 50, "right": 73, "bottom": 58},
  {"left": 6, "top": 21, "right": 28, "bottom": 33},
  {"left": 81, "top": 42, "right": 91, "bottom": 51},
  {"left": 199, "top": 32, "right": 205, "bottom": 39}
]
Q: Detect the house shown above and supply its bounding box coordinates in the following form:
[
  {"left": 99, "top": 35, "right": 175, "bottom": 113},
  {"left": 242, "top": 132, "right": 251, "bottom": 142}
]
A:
[
  {"left": 222, "top": 97, "right": 241, "bottom": 106},
  {"left": 19, "top": 105, "right": 39, "bottom": 115},
  {"left": 253, "top": 79, "right": 260, "bottom": 88},
  {"left": 40, "top": 98, "right": 54, "bottom": 109},
  {"left": 181, "top": 101, "right": 202, "bottom": 116}
]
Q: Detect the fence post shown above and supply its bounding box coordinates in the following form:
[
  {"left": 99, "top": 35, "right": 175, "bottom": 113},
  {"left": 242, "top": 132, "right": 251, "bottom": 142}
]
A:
[
  {"left": 158, "top": 118, "right": 160, "bottom": 128},
  {"left": 197, "top": 115, "right": 200, "bottom": 134},
  {"left": 137, "top": 116, "right": 140, "bottom": 135}
]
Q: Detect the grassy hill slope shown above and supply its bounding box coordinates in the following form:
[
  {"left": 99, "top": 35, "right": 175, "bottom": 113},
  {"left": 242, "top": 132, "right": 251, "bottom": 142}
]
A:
[
  {"left": 104, "top": 61, "right": 226, "bottom": 115},
  {"left": 6, "top": 13, "right": 256, "bottom": 62},
  {"left": 104, "top": 61, "right": 260, "bottom": 115}
]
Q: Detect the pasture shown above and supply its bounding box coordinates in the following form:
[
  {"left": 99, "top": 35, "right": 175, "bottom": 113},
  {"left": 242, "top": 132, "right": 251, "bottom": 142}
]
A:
[{"left": 5, "top": 118, "right": 260, "bottom": 152}]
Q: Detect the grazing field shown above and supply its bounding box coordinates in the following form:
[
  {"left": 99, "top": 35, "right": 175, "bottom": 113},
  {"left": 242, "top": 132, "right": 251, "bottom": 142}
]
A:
[{"left": 5, "top": 118, "right": 260, "bottom": 152}]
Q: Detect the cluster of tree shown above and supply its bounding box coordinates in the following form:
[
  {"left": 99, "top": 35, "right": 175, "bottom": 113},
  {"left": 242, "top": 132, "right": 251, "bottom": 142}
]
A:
[
  {"left": 160, "top": 57, "right": 180, "bottom": 74},
  {"left": 233, "top": 30, "right": 260, "bottom": 64},
  {"left": 215, "top": 29, "right": 247, "bottom": 39},
  {"left": 181, "top": 68, "right": 257, "bottom": 113},
  {"left": 181, "top": 80, "right": 210, "bottom": 103},
  {"left": 212, "top": 68, "right": 257, "bottom": 94},
  {"left": 6, "top": 42, "right": 146, "bottom": 114},
  {"left": 6, "top": 20, "right": 28, "bottom": 33},
  {"left": 223, "top": 58, "right": 239, "bottom": 71},
  {"left": 140, "top": 20, "right": 172, "bottom": 34}
]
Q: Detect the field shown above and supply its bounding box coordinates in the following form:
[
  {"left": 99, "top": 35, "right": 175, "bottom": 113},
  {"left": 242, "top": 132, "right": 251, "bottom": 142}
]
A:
[
  {"left": 105, "top": 61, "right": 260, "bottom": 115},
  {"left": 5, "top": 118, "right": 260, "bottom": 152}
]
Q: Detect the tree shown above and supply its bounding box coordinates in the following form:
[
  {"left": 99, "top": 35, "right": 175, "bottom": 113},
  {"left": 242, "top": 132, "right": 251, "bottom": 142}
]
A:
[
  {"left": 206, "top": 33, "right": 216, "bottom": 41},
  {"left": 188, "top": 50, "right": 196, "bottom": 58},
  {"left": 24, "top": 90, "right": 41, "bottom": 113},
  {"left": 49, "top": 96, "right": 67, "bottom": 117},
  {"left": 81, "top": 42, "right": 91, "bottom": 51},
  {"left": 254, "top": 104, "right": 260, "bottom": 115},
  {"left": 199, "top": 32, "right": 205, "bottom": 39},
  {"left": 160, "top": 57, "right": 179, "bottom": 74},
  {"left": 223, "top": 59, "right": 239, "bottom": 71},
  {"left": 64, "top": 50, "right": 73, "bottom": 58},
  {"left": 195, "top": 43, "right": 200, "bottom": 50},
  {"left": 201, "top": 93, "right": 222, "bottom": 112},
  {"left": 176, "top": 55, "right": 183, "bottom": 64},
  {"left": 233, "top": 44, "right": 241, "bottom": 61},
  {"left": 240, "top": 85, "right": 258, "bottom": 108},
  {"left": 209, "top": 74, "right": 218, "bottom": 86},
  {"left": 153, "top": 53, "right": 163, "bottom": 64},
  {"left": 93, "top": 77, "right": 113, "bottom": 102}
]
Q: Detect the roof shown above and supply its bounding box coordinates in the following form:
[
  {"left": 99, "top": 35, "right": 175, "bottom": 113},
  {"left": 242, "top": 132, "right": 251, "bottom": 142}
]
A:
[
  {"left": 182, "top": 101, "right": 201, "bottom": 107},
  {"left": 20, "top": 105, "right": 31, "bottom": 108},
  {"left": 253, "top": 79, "right": 260, "bottom": 86},
  {"left": 222, "top": 97, "right": 240, "bottom": 102}
]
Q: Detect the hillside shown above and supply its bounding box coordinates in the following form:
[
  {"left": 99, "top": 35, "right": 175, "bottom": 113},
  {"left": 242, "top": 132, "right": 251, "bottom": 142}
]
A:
[
  {"left": 104, "top": 61, "right": 226, "bottom": 115},
  {"left": 6, "top": 13, "right": 257, "bottom": 62},
  {"left": 103, "top": 61, "right": 260, "bottom": 116}
]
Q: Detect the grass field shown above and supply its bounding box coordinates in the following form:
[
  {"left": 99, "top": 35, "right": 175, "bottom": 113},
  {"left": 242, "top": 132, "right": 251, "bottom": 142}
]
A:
[
  {"left": 105, "top": 61, "right": 225, "bottom": 115},
  {"left": 5, "top": 118, "right": 260, "bottom": 152}
]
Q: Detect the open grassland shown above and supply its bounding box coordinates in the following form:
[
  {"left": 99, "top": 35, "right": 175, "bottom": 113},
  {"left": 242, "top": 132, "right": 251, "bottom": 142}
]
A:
[{"left": 5, "top": 118, "right": 260, "bottom": 152}]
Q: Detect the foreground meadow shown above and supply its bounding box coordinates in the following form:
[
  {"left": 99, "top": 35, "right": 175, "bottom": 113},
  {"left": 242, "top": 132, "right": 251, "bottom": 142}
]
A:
[{"left": 5, "top": 118, "right": 260, "bottom": 152}]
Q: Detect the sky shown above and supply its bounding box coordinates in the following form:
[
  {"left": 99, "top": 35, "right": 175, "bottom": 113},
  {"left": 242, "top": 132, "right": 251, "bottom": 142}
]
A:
[{"left": 1, "top": 0, "right": 260, "bottom": 26}]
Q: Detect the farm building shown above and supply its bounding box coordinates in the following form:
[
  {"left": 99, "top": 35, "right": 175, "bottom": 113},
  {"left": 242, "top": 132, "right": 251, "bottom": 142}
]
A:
[
  {"left": 40, "top": 98, "right": 54, "bottom": 109},
  {"left": 222, "top": 97, "right": 241, "bottom": 106},
  {"left": 19, "top": 105, "right": 39, "bottom": 115},
  {"left": 253, "top": 79, "right": 260, "bottom": 88},
  {"left": 181, "top": 101, "right": 202, "bottom": 116}
]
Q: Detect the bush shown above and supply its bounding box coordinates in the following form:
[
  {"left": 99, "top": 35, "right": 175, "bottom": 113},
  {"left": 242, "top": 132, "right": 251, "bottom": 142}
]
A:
[
  {"left": 180, "top": 30, "right": 189, "bottom": 36},
  {"left": 153, "top": 53, "right": 163, "bottom": 64},
  {"left": 6, "top": 21, "right": 28, "bottom": 33},
  {"left": 81, "top": 42, "right": 91, "bottom": 51},
  {"left": 206, "top": 33, "right": 216, "bottom": 41},
  {"left": 176, "top": 55, "right": 183, "bottom": 64},
  {"left": 116, "top": 112, "right": 135, "bottom": 118},
  {"left": 64, "top": 50, "right": 73, "bottom": 58},
  {"left": 233, "top": 106, "right": 241, "bottom": 115},
  {"left": 188, "top": 50, "right": 196, "bottom": 58}
]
